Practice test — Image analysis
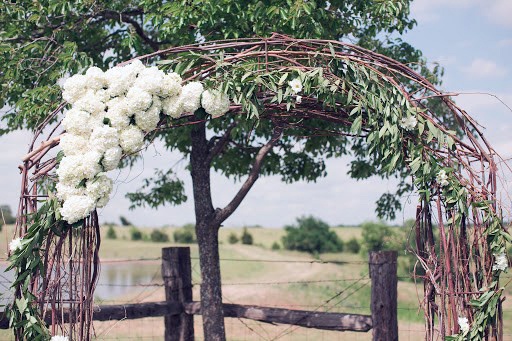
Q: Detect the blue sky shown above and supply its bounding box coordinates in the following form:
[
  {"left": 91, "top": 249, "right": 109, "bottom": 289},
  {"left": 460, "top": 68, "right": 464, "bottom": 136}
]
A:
[{"left": 1, "top": 0, "right": 511, "bottom": 228}]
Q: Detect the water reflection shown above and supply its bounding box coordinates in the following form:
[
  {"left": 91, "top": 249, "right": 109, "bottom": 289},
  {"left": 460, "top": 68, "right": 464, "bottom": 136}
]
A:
[{"left": 0, "top": 261, "right": 161, "bottom": 304}]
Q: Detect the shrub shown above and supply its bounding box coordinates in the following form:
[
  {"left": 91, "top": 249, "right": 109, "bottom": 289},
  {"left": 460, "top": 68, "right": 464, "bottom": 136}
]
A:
[
  {"left": 151, "top": 229, "right": 170, "bottom": 242},
  {"left": 228, "top": 232, "right": 239, "bottom": 244},
  {"left": 241, "top": 227, "right": 253, "bottom": 245},
  {"left": 106, "top": 225, "right": 117, "bottom": 239},
  {"left": 345, "top": 238, "right": 360, "bottom": 254},
  {"left": 130, "top": 227, "right": 143, "bottom": 241},
  {"left": 174, "top": 224, "right": 196, "bottom": 243},
  {"left": 360, "top": 221, "right": 393, "bottom": 253},
  {"left": 0, "top": 205, "right": 16, "bottom": 226},
  {"left": 281, "top": 216, "right": 343, "bottom": 254},
  {"left": 271, "top": 242, "right": 281, "bottom": 250}
]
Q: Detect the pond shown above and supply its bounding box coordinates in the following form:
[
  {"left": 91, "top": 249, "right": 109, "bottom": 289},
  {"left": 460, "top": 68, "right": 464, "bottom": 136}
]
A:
[{"left": 0, "top": 261, "right": 162, "bottom": 305}]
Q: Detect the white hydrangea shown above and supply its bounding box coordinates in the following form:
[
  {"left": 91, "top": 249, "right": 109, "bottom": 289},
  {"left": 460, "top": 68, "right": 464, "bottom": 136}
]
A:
[
  {"left": 90, "top": 126, "right": 119, "bottom": 153},
  {"left": 9, "top": 237, "right": 22, "bottom": 253},
  {"left": 102, "top": 147, "right": 123, "bottom": 171},
  {"left": 162, "top": 95, "right": 184, "bottom": 118},
  {"left": 62, "top": 109, "right": 91, "bottom": 136},
  {"left": 436, "top": 170, "right": 449, "bottom": 187},
  {"left": 134, "top": 66, "right": 166, "bottom": 94},
  {"left": 458, "top": 316, "right": 469, "bottom": 333},
  {"left": 56, "top": 182, "right": 85, "bottom": 201},
  {"left": 126, "top": 87, "right": 152, "bottom": 112},
  {"left": 50, "top": 336, "right": 69, "bottom": 341},
  {"left": 119, "top": 126, "right": 144, "bottom": 154},
  {"left": 136, "top": 96, "right": 162, "bottom": 131},
  {"left": 160, "top": 72, "right": 183, "bottom": 98},
  {"left": 181, "top": 82, "right": 204, "bottom": 113},
  {"left": 289, "top": 78, "right": 302, "bottom": 94},
  {"left": 202, "top": 89, "right": 230, "bottom": 118},
  {"left": 492, "top": 252, "right": 508, "bottom": 272},
  {"left": 85, "top": 66, "right": 108, "bottom": 91},
  {"left": 105, "top": 67, "right": 135, "bottom": 97},
  {"left": 399, "top": 116, "right": 418, "bottom": 131},
  {"left": 123, "top": 59, "right": 145, "bottom": 77},
  {"left": 93, "top": 88, "right": 110, "bottom": 103},
  {"left": 60, "top": 195, "right": 96, "bottom": 224},
  {"left": 86, "top": 174, "right": 113, "bottom": 208},
  {"left": 74, "top": 90, "right": 106, "bottom": 116},
  {"left": 105, "top": 108, "right": 130, "bottom": 130},
  {"left": 57, "top": 152, "right": 102, "bottom": 183},
  {"left": 62, "top": 75, "right": 88, "bottom": 104},
  {"left": 59, "top": 133, "right": 89, "bottom": 156}
]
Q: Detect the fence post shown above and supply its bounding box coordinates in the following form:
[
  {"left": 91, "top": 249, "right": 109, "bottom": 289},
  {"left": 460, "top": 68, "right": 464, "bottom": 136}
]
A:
[
  {"left": 369, "top": 250, "right": 398, "bottom": 341},
  {"left": 162, "top": 247, "right": 194, "bottom": 341}
]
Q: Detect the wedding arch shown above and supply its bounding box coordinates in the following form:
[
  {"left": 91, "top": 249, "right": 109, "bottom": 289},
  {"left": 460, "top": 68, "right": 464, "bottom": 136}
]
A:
[{"left": 8, "top": 34, "right": 509, "bottom": 340}]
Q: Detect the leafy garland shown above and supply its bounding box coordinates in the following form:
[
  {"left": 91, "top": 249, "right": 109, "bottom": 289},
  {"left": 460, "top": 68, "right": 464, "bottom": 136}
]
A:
[{"left": 8, "top": 44, "right": 509, "bottom": 340}]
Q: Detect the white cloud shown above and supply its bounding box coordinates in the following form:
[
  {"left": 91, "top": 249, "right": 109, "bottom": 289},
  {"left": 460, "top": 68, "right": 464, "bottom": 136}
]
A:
[
  {"left": 498, "top": 39, "right": 512, "bottom": 47},
  {"left": 461, "top": 58, "right": 508, "bottom": 79},
  {"left": 410, "top": 0, "right": 480, "bottom": 23},
  {"left": 485, "top": 0, "right": 512, "bottom": 28}
]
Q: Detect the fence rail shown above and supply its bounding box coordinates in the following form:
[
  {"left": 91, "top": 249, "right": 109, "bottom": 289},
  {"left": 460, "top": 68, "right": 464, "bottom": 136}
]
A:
[{"left": 0, "top": 247, "right": 398, "bottom": 340}]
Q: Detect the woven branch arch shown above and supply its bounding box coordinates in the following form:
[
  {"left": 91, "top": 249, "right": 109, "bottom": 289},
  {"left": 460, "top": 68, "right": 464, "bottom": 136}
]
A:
[{"left": 12, "top": 34, "right": 509, "bottom": 340}]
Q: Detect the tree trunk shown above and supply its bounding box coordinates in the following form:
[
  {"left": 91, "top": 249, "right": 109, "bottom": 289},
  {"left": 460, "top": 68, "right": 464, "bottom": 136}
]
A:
[{"left": 190, "top": 120, "right": 226, "bottom": 341}]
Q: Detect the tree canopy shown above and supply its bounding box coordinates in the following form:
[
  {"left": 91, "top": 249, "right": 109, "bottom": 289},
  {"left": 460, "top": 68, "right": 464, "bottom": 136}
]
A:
[{"left": 0, "top": 1, "right": 439, "bottom": 220}]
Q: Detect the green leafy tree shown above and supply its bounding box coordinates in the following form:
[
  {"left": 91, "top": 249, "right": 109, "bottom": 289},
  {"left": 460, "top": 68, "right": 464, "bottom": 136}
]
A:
[
  {"left": 130, "top": 227, "right": 143, "bottom": 241},
  {"left": 0, "top": 1, "right": 440, "bottom": 338},
  {"left": 271, "top": 241, "right": 281, "bottom": 251},
  {"left": 119, "top": 216, "right": 133, "bottom": 226},
  {"left": 173, "top": 224, "right": 196, "bottom": 244},
  {"left": 282, "top": 216, "right": 343, "bottom": 254}
]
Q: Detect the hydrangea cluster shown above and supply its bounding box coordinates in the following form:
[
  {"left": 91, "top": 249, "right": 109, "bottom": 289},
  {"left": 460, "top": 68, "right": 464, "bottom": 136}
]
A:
[
  {"left": 458, "top": 316, "right": 470, "bottom": 333},
  {"left": 9, "top": 237, "right": 22, "bottom": 253},
  {"left": 492, "top": 252, "right": 508, "bottom": 272},
  {"left": 399, "top": 116, "right": 418, "bottom": 131},
  {"left": 436, "top": 169, "right": 449, "bottom": 187},
  {"left": 58, "top": 60, "right": 230, "bottom": 223}
]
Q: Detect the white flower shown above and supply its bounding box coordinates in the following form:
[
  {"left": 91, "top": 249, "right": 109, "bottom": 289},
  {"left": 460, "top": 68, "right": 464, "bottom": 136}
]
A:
[
  {"left": 60, "top": 195, "right": 96, "bottom": 224},
  {"left": 102, "top": 147, "right": 123, "bottom": 171},
  {"left": 458, "top": 316, "right": 469, "bottom": 333},
  {"left": 181, "top": 82, "right": 204, "bottom": 113},
  {"left": 85, "top": 66, "right": 108, "bottom": 91},
  {"left": 296, "top": 95, "right": 302, "bottom": 104},
  {"left": 201, "top": 89, "right": 230, "bottom": 118},
  {"left": 62, "top": 109, "right": 92, "bottom": 136},
  {"left": 57, "top": 152, "right": 102, "bottom": 183},
  {"left": 74, "top": 90, "right": 106, "bottom": 116},
  {"left": 104, "top": 108, "right": 130, "bottom": 131},
  {"left": 289, "top": 78, "right": 302, "bottom": 94},
  {"left": 62, "top": 75, "right": 87, "bottom": 104},
  {"left": 160, "top": 72, "right": 183, "bottom": 98},
  {"left": 59, "top": 133, "right": 89, "bottom": 156},
  {"left": 50, "top": 336, "right": 69, "bottom": 341},
  {"left": 134, "top": 66, "right": 166, "bottom": 94},
  {"left": 436, "top": 169, "right": 449, "bottom": 187},
  {"left": 162, "top": 95, "right": 184, "bottom": 118},
  {"left": 492, "top": 252, "right": 508, "bottom": 272},
  {"left": 56, "top": 183, "right": 85, "bottom": 201},
  {"left": 119, "top": 126, "right": 144, "bottom": 154},
  {"left": 9, "top": 238, "right": 22, "bottom": 253},
  {"left": 126, "top": 87, "right": 152, "bottom": 112},
  {"left": 90, "top": 126, "right": 119, "bottom": 153},
  {"left": 135, "top": 96, "right": 162, "bottom": 131},
  {"left": 399, "top": 116, "right": 418, "bottom": 131},
  {"left": 105, "top": 67, "right": 135, "bottom": 97},
  {"left": 86, "top": 174, "right": 113, "bottom": 208}
]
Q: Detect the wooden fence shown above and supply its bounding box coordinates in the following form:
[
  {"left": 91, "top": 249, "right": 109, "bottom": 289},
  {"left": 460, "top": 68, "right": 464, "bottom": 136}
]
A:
[{"left": 0, "top": 247, "right": 398, "bottom": 340}]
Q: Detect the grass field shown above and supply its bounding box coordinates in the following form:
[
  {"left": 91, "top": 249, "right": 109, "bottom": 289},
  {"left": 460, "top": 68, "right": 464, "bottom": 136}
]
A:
[{"left": 1, "top": 224, "right": 511, "bottom": 340}]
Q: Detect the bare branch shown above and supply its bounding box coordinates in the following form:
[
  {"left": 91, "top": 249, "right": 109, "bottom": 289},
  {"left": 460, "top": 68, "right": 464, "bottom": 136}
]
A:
[{"left": 212, "top": 124, "right": 284, "bottom": 226}]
